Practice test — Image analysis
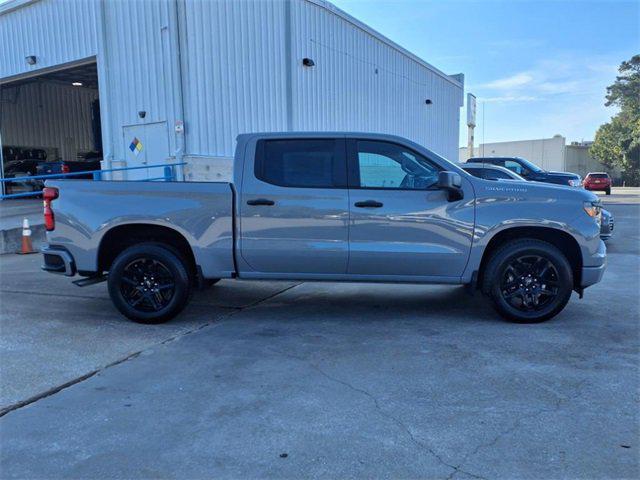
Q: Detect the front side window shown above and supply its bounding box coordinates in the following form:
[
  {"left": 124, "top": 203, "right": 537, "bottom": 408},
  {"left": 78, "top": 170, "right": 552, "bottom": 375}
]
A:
[
  {"left": 353, "top": 140, "right": 439, "bottom": 190},
  {"left": 255, "top": 139, "right": 345, "bottom": 188}
]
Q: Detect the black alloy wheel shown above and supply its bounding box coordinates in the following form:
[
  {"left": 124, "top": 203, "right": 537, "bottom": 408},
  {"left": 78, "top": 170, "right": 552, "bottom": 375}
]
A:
[
  {"left": 108, "top": 243, "right": 191, "bottom": 324},
  {"left": 500, "top": 255, "right": 559, "bottom": 312},
  {"left": 120, "top": 257, "right": 176, "bottom": 313},
  {"left": 484, "top": 239, "right": 573, "bottom": 323}
]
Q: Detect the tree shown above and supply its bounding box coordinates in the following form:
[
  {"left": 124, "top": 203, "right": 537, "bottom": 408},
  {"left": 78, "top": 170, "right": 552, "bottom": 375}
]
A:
[{"left": 590, "top": 55, "right": 640, "bottom": 186}]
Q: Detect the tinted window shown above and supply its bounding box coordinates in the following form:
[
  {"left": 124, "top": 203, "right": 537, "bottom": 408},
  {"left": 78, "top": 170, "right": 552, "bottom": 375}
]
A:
[
  {"left": 589, "top": 173, "right": 609, "bottom": 179},
  {"left": 484, "top": 169, "right": 514, "bottom": 180},
  {"left": 504, "top": 160, "right": 526, "bottom": 175},
  {"left": 464, "top": 168, "right": 483, "bottom": 179},
  {"left": 353, "top": 140, "right": 439, "bottom": 190},
  {"left": 256, "top": 139, "right": 345, "bottom": 188}
]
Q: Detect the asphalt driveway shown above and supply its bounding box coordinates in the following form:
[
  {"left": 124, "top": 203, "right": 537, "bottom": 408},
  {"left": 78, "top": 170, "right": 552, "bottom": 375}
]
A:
[{"left": 0, "top": 192, "right": 638, "bottom": 479}]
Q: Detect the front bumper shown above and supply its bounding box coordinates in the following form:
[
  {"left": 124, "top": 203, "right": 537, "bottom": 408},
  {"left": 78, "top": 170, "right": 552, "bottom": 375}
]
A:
[
  {"left": 41, "top": 245, "right": 76, "bottom": 276},
  {"left": 581, "top": 240, "right": 606, "bottom": 288}
]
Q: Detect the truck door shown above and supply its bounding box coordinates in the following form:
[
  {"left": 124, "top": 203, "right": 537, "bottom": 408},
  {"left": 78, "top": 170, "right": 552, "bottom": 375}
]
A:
[
  {"left": 239, "top": 137, "right": 349, "bottom": 275},
  {"left": 346, "top": 139, "right": 474, "bottom": 279}
]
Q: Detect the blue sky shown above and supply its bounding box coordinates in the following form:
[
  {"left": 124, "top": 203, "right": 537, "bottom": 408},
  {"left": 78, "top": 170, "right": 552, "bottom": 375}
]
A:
[{"left": 331, "top": 0, "right": 639, "bottom": 146}]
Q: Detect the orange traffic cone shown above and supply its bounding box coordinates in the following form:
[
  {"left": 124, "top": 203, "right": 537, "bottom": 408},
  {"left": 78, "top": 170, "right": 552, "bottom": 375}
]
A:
[{"left": 17, "top": 218, "right": 37, "bottom": 255}]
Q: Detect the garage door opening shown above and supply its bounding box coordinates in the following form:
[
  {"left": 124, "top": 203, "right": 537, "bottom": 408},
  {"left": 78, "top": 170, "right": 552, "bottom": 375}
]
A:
[{"left": 0, "top": 61, "right": 102, "bottom": 197}]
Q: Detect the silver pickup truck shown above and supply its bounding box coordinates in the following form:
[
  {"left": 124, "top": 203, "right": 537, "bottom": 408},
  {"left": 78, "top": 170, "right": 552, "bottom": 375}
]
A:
[{"left": 41, "top": 133, "right": 606, "bottom": 324}]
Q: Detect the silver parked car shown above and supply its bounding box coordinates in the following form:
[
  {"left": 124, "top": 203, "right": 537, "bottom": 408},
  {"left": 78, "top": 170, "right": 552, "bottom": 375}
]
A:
[{"left": 41, "top": 133, "right": 606, "bottom": 324}]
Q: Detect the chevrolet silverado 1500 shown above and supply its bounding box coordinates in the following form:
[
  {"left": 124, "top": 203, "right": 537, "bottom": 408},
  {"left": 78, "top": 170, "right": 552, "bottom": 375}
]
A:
[{"left": 41, "top": 133, "right": 606, "bottom": 324}]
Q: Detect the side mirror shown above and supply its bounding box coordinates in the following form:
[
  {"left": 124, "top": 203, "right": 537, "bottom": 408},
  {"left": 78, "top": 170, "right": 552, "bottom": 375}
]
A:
[{"left": 438, "top": 171, "right": 463, "bottom": 201}]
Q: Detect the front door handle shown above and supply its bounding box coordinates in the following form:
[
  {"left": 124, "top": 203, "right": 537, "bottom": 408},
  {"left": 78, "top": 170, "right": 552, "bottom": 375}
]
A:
[
  {"left": 247, "top": 198, "right": 275, "bottom": 206},
  {"left": 354, "top": 200, "right": 383, "bottom": 208}
]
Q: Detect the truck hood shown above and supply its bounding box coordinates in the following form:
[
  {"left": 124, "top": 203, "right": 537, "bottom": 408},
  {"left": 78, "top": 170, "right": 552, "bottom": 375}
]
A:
[{"left": 545, "top": 171, "right": 581, "bottom": 180}]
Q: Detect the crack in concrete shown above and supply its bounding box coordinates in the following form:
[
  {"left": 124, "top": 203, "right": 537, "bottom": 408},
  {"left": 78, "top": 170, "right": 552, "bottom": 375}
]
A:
[
  {"left": 271, "top": 347, "right": 486, "bottom": 480},
  {"left": 309, "top": 362, "right": 488, "bottom": 480},
  {"left": 445, "top": 379, "right": 589, "bottom": 480},
  {"left": 0, "top": 282, "right": 302, "bottom": 418}
]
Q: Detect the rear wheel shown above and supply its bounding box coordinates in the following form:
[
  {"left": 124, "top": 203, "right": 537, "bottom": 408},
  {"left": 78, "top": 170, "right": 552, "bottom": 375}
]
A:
[
  {"left": 108, "top": 243, "right": 191, "bottom": 324},
  {"left": 483, "top": 239, "right": 573, "bottom": 323},
  {"left": 605, "top": 188, "right": 611, "bottom": 195}
]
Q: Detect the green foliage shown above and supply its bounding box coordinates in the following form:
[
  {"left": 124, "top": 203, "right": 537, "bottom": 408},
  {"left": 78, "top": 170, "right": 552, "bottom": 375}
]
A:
[
  {"left": 590, "top": 55, "right": 640, "bottom": 186},
  {"left": 605, "top": 55, "right": 640, "bottom": 114}
]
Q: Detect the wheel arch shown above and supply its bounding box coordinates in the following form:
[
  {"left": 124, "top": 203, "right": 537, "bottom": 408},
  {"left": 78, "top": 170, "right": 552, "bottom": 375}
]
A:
[
  {"left": 477, "top": 226, "right": 582, "bottom": 292},
  {"left": 97, "top": 223, "right": 197, "bottom": 276}
]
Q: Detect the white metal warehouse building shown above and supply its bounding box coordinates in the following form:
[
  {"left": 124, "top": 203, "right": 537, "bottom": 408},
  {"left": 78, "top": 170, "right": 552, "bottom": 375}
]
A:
[{"left": 0, "top": 0, "right": 464, "bottom": 183}]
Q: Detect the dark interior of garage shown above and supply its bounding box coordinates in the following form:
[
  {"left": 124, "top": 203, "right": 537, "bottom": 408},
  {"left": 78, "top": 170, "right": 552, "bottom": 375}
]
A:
[{"left": 0, "top": 62, "right": 102, "bottom": 195}]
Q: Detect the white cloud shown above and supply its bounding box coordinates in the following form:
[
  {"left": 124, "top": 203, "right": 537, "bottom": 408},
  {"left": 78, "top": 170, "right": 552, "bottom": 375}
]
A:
[
  {"left": 478, "top": 95, "right": 538, "bottom": 104},
  {"left": 482, "top": 72, "right": 534, "bottom": 89},
  {"left": 476, "top": 55, "right": 620, "bottom": 100}
]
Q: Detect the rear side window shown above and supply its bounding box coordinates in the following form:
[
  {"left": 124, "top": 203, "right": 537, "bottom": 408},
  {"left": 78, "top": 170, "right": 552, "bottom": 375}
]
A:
[{"left": 255, "top": 139, "right": 346, "bottom": 188}]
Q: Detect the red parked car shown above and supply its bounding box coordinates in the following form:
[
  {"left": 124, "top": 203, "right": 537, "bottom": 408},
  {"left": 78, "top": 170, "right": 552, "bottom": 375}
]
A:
[{"left": 583, "top": 172, "right": 612, "bottom": 195}]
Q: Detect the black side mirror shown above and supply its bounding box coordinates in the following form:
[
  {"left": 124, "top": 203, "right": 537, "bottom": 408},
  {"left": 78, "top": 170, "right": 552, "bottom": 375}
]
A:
[{"left": 438, "top": 171, "right": 463, "bottom": 201}]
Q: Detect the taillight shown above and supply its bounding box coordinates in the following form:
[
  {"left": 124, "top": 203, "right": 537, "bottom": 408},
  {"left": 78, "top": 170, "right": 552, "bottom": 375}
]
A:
[
  {"left": 61, "top": 164, "right": 70, "bottom": 174},
  {"left": 43, "top": 187, "right": 58, "bottom": 231}
]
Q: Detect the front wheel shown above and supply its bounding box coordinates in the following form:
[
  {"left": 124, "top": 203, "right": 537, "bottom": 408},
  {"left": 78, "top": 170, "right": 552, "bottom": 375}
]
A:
[
  {"left": 483, "top": 239, "right": 573, "bottom": 323},
  {"left": 108, "top": 243, "right": 191, "bottom": 324}
]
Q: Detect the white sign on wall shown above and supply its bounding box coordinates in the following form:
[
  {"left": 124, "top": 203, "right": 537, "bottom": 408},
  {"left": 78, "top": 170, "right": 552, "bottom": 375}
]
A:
[{"left": 467, "top": 93, "right": 477, "bottom": 127}]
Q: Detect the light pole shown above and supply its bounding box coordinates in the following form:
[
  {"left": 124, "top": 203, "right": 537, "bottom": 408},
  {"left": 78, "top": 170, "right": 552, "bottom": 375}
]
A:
[{"left": 466, "top": 93, "right": 476, "bottom": 159}]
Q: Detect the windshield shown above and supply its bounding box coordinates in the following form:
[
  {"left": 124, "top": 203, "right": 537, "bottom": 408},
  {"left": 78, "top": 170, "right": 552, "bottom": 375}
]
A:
[{"left": 517, "top": 157, "right": 544, "bottom": 173}]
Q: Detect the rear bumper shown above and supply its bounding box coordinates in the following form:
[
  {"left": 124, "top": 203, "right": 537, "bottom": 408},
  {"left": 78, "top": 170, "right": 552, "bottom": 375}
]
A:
[
  {"left": 41, "top": 245, "right": 76, "bottom": 276},
  {"left": 581, "top": 240, "right": 606, "bottom": 288}
]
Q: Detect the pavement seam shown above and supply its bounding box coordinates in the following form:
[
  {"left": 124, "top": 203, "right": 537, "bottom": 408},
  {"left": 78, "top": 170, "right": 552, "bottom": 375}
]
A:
[
  {"left": 0, "top": 351, "right": 142, "bottom": 417},
  {"left": 0, "top": 282, "right": 303, "bottom": 418}
]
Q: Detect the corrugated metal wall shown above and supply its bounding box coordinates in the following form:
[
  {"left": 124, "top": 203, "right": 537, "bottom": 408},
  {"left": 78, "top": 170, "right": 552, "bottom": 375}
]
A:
[
  {"left": 179, "top": 0, "right": 462, "bottom": 164},
  {"left": 180, "top": 0, "right": 289, "bottom": 158},
  {"left": 102, "top": 0, "right": 179, "bottom": 164},
  {"left": 290, "top": 0, "right": 462, "bottom": 160},
  {"left": 0, "top": 81, "right": 98, "bottom": 160},
  {"left": 0, "top": 0, "right": 98, "bottom": 80}
]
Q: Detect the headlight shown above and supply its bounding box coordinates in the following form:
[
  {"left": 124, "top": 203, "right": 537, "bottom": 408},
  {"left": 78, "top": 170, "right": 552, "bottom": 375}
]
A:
[{"left": 583, "top": 201, "right": 602, "bottom": 225}]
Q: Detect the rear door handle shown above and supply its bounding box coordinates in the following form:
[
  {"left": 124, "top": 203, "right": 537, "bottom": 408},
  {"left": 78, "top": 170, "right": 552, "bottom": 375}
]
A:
[
  {"left": 354, "top": 200, "right": 383, "bottom": 208},
  {"left": 246, "top": 198, "right": 275, "bottom": 206}
]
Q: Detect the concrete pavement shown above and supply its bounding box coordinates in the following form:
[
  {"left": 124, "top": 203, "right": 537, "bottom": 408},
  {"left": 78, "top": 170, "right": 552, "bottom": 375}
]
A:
[{"left": 0, "top": 198, "right": 638, "bottom": 479}]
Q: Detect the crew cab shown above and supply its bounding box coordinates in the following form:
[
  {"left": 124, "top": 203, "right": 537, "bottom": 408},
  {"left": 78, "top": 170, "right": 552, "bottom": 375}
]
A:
[
  {"left": 41, "top": 133, "right": 606, "bottom": 324},
  {"left": 467, "top": 156, "right": 582, "bottom": 187}
]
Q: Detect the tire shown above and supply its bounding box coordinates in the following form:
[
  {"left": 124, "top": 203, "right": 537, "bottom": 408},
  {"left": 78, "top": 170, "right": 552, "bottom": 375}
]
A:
[
  {"left": 605, "top": 188, "right": 611, "bottom": 195},
  {"left": 483, "top": 239, "right": 573, "bottom": 323},
  {"left": 108, "top": 243, "right": 191, "bottom": 324}
]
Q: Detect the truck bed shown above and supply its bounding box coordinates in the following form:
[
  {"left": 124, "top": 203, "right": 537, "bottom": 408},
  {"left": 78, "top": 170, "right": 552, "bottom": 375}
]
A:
[{"left": 45, "top": 179, "right": 236, "bottom": 279}]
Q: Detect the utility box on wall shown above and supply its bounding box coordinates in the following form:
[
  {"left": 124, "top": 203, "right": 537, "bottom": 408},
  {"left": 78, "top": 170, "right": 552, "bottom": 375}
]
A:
[{"left": 122, "top": 123, "right": 170, "bottom": 180}]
